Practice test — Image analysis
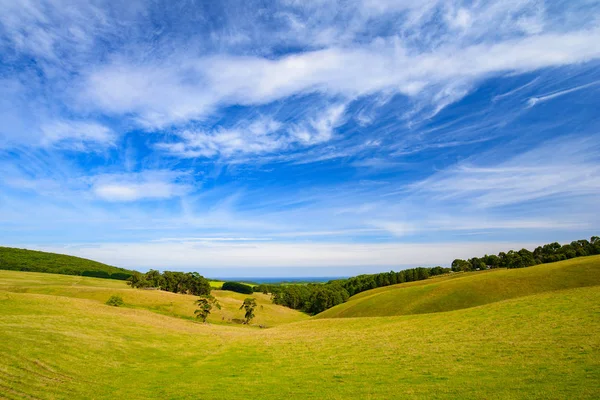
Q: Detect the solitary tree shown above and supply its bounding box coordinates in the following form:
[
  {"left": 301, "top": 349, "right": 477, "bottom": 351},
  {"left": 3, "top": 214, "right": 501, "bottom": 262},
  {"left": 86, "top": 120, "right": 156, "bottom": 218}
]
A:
[
  {"left": 239, "top": 298, "right": 257, "bottom": 324},
  {"left": 194, "top": 295, "right": 221, "bottom": 323}
]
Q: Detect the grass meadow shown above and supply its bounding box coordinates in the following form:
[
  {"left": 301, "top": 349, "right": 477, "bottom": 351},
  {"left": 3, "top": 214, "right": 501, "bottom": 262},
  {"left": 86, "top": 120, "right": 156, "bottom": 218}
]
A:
[
  {"left": 0, "top": 271, "right": 308, "bottom": 327},
  {"left": 316, "top": 255, "right": 600, "bottom": 318},
  {"left": 1, "top": 256, "right": 599, "bottom": 399}
]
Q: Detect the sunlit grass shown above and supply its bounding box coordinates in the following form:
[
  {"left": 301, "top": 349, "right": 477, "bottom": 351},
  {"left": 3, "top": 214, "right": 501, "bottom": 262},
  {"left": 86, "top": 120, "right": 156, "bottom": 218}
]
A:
[
  {"left": 0, "top": 271, "right": 308, "bottom": 327},
  {"left": 1, "top": 257, "right": 599, "bottom": 399},
  {"left": 1, "top": 286, "right": 598, "bottom": 399},
  {"left": 316, "top": 255, "right": 600, "bottom": 318}
]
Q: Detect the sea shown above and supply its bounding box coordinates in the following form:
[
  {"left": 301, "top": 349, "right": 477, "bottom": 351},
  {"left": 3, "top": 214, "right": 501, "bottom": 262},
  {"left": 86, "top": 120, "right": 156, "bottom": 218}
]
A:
[{"left": 214, "top": 276, "right": 347, "bottom": 284}]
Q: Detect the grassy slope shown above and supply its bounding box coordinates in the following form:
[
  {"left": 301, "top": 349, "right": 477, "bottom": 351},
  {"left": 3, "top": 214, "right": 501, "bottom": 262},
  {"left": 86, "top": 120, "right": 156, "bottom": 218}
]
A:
[
  {"left": 0, "top": 271, "right": 309, "bottom": 327},
  {"left": 209, "top": 280, "right": 225, "bottom": 289},
  {"left": 316, "top": 255, "right": 600, "bottom": 319},
  {"left": 0, "top": 285, "right": 598, "bottom": 399},
  {"left": 0, "top": 246, "right": 134, "bottom": 276}
]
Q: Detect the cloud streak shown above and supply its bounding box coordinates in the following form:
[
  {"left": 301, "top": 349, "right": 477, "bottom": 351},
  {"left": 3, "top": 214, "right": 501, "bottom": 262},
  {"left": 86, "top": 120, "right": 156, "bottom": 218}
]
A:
[
  {"left": 79, "top": 28, "right": 600, "bottom": 131},
  {"left": 527, "top": 80, "right": 600, "bottom": 107},
  {"left": 411, "top": 136, "right": 600, "bottom": 208},
  {"left": 29, "top": 240, "right": 545, "bottom": 269}
]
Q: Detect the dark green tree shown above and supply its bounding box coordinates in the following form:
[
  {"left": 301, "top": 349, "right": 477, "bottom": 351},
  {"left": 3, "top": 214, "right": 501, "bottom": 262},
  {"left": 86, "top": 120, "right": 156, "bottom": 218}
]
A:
[
  {"left": 451, "top": 259, "right": 471, "bottom": 272},
  {"left": 222, "top": 281, "right": 253, "bottom": 294},
  {"left": 240, "top": 298, "right": 257, "bottom": 324},
  {"left": 194, "top": 295, "right": 221, "bottom": 323},
  {"left": 126, "top": 271, "right": 147, "bottom": 288},
  {"left": 145, "top": 269, "right": 165, "bottom": 288}
]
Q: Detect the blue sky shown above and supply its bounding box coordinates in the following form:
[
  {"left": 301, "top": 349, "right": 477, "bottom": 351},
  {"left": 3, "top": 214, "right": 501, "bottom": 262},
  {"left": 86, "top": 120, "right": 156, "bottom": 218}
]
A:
[{"left": 1, "top": 0, "right": 599, "bottom": 277}]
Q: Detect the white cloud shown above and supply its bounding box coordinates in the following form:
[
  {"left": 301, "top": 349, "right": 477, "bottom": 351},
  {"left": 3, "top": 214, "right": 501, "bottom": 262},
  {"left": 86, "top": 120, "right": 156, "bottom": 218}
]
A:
[
  {"left": 446, "top": 8, "right": 472, "bottom": 30},
  {"left": 80, "top": 28, "right": 600, "bottom": 129},
  {"left": 412, "top": 136, "right": 600, "bottom": 208},
  {"left": 157, "top": 105, "right": 346, "bottom": 159},
  {"left": 152, "top": 237, "right": 273, "bottom": 242},
  {"left": 373, "top": 217, "right": 591, "bottom": 237},
  {"left": 158, "top": 118, "right": 284, "bottom": 158},
  {"left": 30, "top": 240, "right": 545, "bottom": 269},
  {"left": 91, "top": 171, "right": 190, "bottom": 202},
  {"left": 527, "top": 80, "right": 600, "bottom": 107},
  {"left": 40, "top": 120, "right": 115, "bottom": 150}
]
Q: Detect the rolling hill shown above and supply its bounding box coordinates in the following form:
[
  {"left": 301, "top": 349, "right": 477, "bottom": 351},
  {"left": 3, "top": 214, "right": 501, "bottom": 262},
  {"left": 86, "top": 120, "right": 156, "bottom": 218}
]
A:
[
  {"left": 0, "top": 254, "right": 599, "bottom": 398},
  {"left": 315, "top": 255, "right": 600, "bottom": 319},
  {"left": 0, "top": 276, "right": 598, "bottom": 399},
  {"left": 0, "top": 270, "right": 308, "bottom": 327},
  {"left": 0, "top": 246, "right": 135, "bottom": 279}
]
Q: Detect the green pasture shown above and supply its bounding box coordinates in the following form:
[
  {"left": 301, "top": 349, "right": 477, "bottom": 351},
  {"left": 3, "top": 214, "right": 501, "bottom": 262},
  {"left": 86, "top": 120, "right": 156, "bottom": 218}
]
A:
[
  {"left": 1, "top": 256, "right": 599, "bottom": 399},
  {"left": 316, "top": 255, "right": 600, "bottom": 318}
]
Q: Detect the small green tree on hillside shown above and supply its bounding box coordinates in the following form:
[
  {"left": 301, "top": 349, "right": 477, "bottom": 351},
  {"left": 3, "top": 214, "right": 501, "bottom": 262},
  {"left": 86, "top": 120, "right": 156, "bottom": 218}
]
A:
[
  {"left": 194, "top": 295, "right": 221, "bottom": 323},
  {"left": 240, "top": 298, "right": 257, "bottom": 324},
  {"left": 106, "top": 295, "right": 124, "bottom": 307}
]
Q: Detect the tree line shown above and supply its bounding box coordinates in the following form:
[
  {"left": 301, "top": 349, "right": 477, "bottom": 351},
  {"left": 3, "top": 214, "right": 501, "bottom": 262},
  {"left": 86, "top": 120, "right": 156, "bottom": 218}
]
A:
[
  {"left": 451, "top": 236, "right": 600, "bottom": 272},
  {"left": 222, "top": 281, "right": 253, "bottom": 294},
  {"left": 262, "top": 236, "right": 599, "bottom": 315},
  {"left": 127, "top": 269, "right": 211, "bottom": 296},
  {"left": 122, "top": 236, "right": 599, "bottom": 316},
  {"left": 259, "top": 265, "right": 451, "bottom": 315}
]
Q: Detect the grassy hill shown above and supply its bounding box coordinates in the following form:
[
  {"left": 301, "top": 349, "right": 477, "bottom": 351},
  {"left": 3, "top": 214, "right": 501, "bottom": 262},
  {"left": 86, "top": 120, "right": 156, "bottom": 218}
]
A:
[
  {"left": 0, "top": 278, "right": 598, "bottom": 398},
  {"left": 1, "top": 256, "right": 599, "bottom": 398},
  {"left": 0, "top": 246, "right": 135, "bottom": 279},
  {"left": 315, "top": 255, "right": 600, "bottom": 319},
  {"left": 0, "top": 270, "right": 308, "bottom": 327}
]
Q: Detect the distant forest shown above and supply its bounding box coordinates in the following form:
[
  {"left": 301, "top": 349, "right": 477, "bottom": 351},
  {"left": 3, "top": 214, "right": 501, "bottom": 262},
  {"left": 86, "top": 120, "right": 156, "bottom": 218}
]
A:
[
  {"left": 4, "top": 236, "right": 599, "bottom": 316},
  {"left": 127, "top": 270, "right": 212, "bottom": 296},
  {"left": 450, "top": 236, "right": 600, "bottom": 271},
  {"left": 261, "top": 236, "right": 600, "bottom": 315}
]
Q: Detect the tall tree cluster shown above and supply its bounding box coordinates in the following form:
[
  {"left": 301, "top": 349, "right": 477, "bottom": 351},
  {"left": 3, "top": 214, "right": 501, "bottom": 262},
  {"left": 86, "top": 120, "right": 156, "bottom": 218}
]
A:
[
  {"left": 127, "top": 270, "right": 211, "bottom": 296},
  {"left": 267, "top": 265, "right": 450, "bottom": 315},
  {"left": 221, "top": 281, "right": 253, "bottom": 294},
  {"left": 267, "top": 236, "right": 599, "bottom": 315},
  {"left": 451, "top": 236, "right": 600, "bottom": 272}
]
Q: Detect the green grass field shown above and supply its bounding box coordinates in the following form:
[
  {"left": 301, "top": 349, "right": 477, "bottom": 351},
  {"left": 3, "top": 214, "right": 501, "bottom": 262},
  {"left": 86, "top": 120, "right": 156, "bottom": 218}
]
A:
[
  {"left": 0, "top": 271, "right": 308, "bottom": 327},
  {"left": 1, "top": 256, "right": 599, "bottom": 399},
  {"left": 208, "top": 280, "right": 225, "bottom": 289},
  {"left": 316, "top": 255, "right": 600, "bottom": 318}
]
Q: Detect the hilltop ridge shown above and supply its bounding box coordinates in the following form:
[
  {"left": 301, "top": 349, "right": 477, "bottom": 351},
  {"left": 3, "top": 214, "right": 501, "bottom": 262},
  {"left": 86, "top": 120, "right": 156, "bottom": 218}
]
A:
[{"left": 0, "top": 246, "right": 135, "bottom": 280}]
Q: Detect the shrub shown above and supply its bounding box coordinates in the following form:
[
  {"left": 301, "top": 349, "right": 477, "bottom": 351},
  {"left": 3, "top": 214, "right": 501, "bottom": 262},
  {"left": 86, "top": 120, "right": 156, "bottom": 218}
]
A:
[
  {"left": 106, "top": 295, "right": 124, "bottom": 307},
  {"left": 222, "top": 281, "right": 253, "bottom": 294}
]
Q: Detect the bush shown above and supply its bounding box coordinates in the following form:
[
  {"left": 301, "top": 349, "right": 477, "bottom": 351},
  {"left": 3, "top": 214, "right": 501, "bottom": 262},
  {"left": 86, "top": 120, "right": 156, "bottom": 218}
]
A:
[
  {"left": 106, "top": 295, "right": 124, "bottom": 307},
  {"left": 221, "top": 281, "right": 253, "bottom": 294}
]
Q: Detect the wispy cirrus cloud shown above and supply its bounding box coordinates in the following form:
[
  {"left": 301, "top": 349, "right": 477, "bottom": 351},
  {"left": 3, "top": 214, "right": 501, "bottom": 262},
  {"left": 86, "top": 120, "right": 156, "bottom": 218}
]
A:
[
  {"left": 28, "top": 240, "right": 545, "bottom": 269},
  {"left": 78, "top": 27, "right": 600, "bottom": 131},
  {"left": 527, "top": 80, "right": 600, "bottom": 107},
  {"left": 156, "top": 104, "right": 346, "bottom": 159},
  {"left": 40, "top": 120, "right": 115, "bottom": 150},
  {"left": 411, "top": 136, "right": 600, "bottom": 209}
]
